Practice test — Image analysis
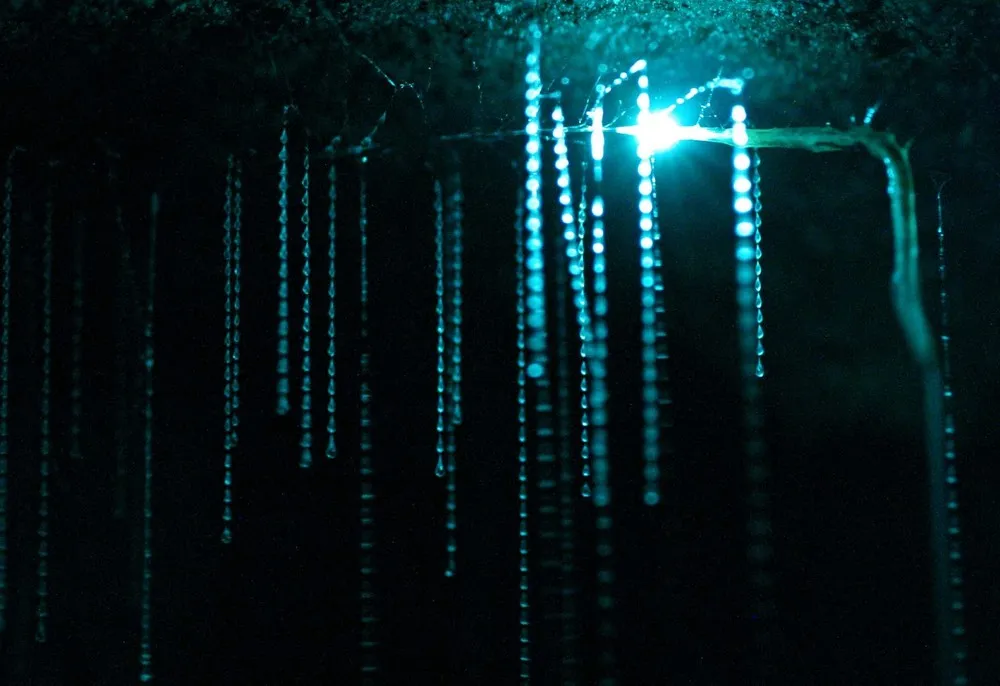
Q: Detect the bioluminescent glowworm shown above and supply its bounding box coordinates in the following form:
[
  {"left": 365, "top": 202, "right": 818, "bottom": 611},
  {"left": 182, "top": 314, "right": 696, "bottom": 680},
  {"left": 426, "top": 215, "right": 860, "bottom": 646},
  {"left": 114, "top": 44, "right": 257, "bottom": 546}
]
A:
[
  {"left": 276, "top": 106, "right": 292, "bottom": 416},
  {"left": 35, "top": 192, "right": 54, "bottom": 644},
  {"left": 138, "top": 192, "right": 159, "bottom": 683},
  {"left": 300, "top": 144, "right": 314, "bottom": 469}
]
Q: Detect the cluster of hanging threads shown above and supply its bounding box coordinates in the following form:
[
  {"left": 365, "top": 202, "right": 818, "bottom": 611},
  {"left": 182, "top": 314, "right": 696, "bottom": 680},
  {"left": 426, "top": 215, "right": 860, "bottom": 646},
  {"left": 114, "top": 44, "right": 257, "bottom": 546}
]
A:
[
  {"left": 632, "top": 60, "right": 661, "bottom": 507},
  {"left": 0, "top": 151, "right": 13, "bottom": 633},
  {"left": 731, "top": 105, "right": 775, "bottom": 679},
  {"left": 358, "top": 157, "right": 377, "bottom": 683},
  {"left": 69, "top": 215, "right": 85, "bottom": 460},
  {"left": 300, "top": 143, "right": 314, "bottom": 468},
  {"left": 933, "top": 175, "right": 968, "bottom": 683},
  {"left": 139, "top": 192, "right": 159, "bottom": 683},
  {"left": 513, "top": 186, "right": 531, "bottom": 684},
  {"left": 35, "top": 190, "right": 54, "bottom": 644},
  {"left": 325, "top": 149, "right": 337, "bottom": 460},
  {"left": 275, "top": 106, "right": 292, "bottom": 416},
  {"left": 221, "top": 156, "right": 236, "bottom": 544}
]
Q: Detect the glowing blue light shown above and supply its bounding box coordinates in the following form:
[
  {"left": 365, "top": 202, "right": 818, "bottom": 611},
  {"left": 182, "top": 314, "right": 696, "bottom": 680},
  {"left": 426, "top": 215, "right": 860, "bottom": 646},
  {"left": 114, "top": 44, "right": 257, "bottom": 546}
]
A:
[{"left": 635, "top": 110, "right": 681, "bottom": 154}]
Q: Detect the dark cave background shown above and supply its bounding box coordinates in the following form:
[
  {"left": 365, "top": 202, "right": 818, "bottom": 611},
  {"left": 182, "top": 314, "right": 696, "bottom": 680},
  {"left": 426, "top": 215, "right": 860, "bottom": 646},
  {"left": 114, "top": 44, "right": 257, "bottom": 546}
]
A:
[{"left": 0, "top": 1, "right": 999, "bottom": 684}]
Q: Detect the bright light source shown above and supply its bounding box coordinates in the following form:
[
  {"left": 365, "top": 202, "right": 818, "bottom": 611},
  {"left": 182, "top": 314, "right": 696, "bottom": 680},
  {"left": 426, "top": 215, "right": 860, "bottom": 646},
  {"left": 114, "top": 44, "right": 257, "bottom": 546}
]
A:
[{"left": 635, "top": 109, "right": 681, "bottom": 153}]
